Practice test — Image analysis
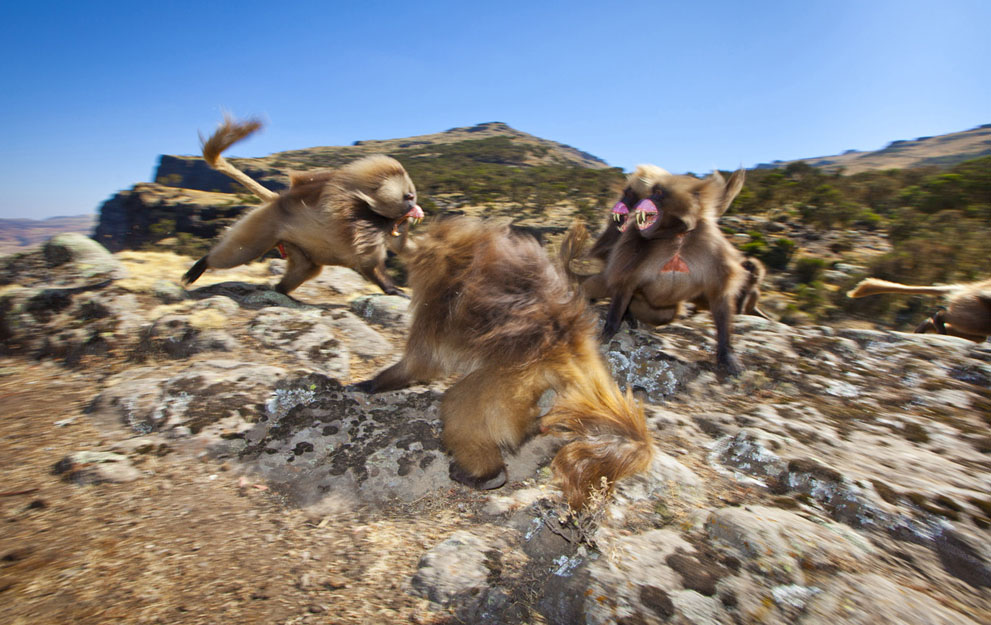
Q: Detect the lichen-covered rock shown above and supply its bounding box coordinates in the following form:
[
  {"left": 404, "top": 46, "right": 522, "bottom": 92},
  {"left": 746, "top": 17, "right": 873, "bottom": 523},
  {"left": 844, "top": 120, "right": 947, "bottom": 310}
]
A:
[
  {"left": 802, "top": 573, "right": 979, "bottom": 625},
  {"left": 1, "top": 233, "right": 125, "bottom": 289},
  {"left": 349, "top": 295, "right": 411, "bottom": 328},
  {"left": 53, "top": 451, "right": 143, "bottom": 484},
  {"left": 584, "top": 529, "right": 696, "bottom": 624},
  {"left": 604, "top": 328, "right": 701, "bottom": 401},
  {"left": 411, "top": 530, "right": 510, "bottom": 604},
  {"left": 248, "top": 308, "right": 349, "bottom": 378},
  {"left": 236, "top": 375, "right": 447, "bottom": 505},
  {"left": 87, "top": 360, "right": 288, "bottom": 440},
  {"left": 132, "top": 314, "right": 240, "bottom": 361},
  {"left": 186, "top": 281, "right": 308, "bottom": 310},
  {"left": 704, "top": 506, "right": 872, "bottom": 584},
  {"left": 323, "top": 309, "right": 393, "bottom": 358}
]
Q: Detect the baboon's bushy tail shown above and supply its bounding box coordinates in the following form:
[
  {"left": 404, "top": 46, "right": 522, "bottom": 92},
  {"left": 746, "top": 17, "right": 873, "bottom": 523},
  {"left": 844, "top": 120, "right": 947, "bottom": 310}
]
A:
[
  {"left": 200, "top": 115, "right": 278, "bottom": 202},
  {"left": 847, "top": 278, "right": 958, "bottom": 299},
  {"left": 558, "top": 221, "right": 590, "bottom": 283},
  {"left": 542, "top": 338, "right": 654, "bottom": 511}
]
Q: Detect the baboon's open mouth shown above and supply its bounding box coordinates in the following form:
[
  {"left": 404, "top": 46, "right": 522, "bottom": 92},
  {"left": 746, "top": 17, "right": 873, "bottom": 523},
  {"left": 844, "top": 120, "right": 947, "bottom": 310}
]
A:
[
  {"left": 633, "top": 198, "right": 659, "bottom": 230},
  {"left": 391, "top": 205, "right": 425, "bottom": 236},
  {"left": 612, "top": 201, "right": 631, "bottom": 232}
]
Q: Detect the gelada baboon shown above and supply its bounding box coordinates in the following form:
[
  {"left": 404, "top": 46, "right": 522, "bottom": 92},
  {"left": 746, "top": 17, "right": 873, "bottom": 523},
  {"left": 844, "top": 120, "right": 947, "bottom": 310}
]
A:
[
  {"left": 584, "top": 165, "right": 768, "bottom": 320},
  {"left": 182, "top": 116, "right": 424, "bottom": 295},
  {"left": 574, "top": 165, "right": 748, "bottom": 374},
  {"left": 737, "top": 257, "right": 771, "bottom": 319},
  {"left": 847, "top": 277, "right": 991, "bottom": 342},
  {"left": 356, "top": 217, "right": 654, "bottom": 510}
]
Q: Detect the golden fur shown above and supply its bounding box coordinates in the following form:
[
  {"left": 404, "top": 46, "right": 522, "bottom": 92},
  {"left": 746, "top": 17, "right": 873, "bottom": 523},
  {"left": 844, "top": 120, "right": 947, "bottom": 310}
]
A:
[
  {"left": 847, "top": 277, "right": 991, "bottom": 342},
  {"left": 183, "top": 116, "right": 421, "bottom": 295},
  {"left": 357, "top": 217, "right": 654, "bottom": 510}
]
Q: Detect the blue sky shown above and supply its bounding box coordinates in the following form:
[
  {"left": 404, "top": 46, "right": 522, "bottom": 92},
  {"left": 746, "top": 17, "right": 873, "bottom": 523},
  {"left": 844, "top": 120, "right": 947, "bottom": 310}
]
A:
[{"left": 1, "top": 0, "right": 988, "bottom": 219}]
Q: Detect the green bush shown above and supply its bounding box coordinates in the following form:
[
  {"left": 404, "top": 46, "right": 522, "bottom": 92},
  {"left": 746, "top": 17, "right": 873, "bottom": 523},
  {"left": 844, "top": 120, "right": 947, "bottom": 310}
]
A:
[
  {"left": 763, "top": 237, "right": 797, "bottom": 270},
  {"left": 794, "top": 257, "right": 827, "bottom": 284}
]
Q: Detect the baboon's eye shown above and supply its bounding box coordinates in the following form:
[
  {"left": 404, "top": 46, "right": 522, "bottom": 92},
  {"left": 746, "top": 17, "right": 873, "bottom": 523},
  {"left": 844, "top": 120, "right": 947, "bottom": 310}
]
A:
[{"left": 404, "top": 192, "right": 415, "bottom": 201}]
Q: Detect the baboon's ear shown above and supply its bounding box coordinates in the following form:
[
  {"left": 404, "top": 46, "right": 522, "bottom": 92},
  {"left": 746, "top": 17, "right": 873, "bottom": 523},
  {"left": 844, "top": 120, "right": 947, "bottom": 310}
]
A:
[
  {"left": 696, "top": 171, "right": 725, "bottom": 215},
  {"left": 715, "top": 168, "right": 745, "bottom": 217}
]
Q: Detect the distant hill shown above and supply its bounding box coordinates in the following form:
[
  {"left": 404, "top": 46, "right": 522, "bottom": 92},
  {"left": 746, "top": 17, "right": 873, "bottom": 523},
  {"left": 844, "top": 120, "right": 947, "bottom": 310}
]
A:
[
  {"left": 95, "top": 122, "right": 625, "bottom": 252},
  {"left": 152, "top": 121, "right": 612, "bottom": 197},
  {"left": 757, "top": 124, "right": 991, "bottom": 173},
  {"left": 0, "top": 215, "right": 95, "bottom": 255}
]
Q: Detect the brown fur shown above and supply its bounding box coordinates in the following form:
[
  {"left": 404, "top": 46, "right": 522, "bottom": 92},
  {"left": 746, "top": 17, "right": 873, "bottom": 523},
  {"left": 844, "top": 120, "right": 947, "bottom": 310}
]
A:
[
  {"left": 183, "top": 116, "right": 422, "bottom": 295},
  {"left": 357, "top": 217, "right": 654, "bottom": 510},
  {"left": 578, "top": 166, "right": 748, "bottom": 373},
  {"left": 847, "top": 277, "right": 991, "bottom": 342}
]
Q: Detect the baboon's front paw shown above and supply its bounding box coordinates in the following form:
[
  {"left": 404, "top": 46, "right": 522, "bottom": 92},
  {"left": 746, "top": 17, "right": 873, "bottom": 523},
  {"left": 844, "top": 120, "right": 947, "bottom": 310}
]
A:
[
  {"left": 600, "top": 324, "right": 620, "bottom": 342},
  {"left": 449, "top": 462, "right": 507, "bottom": 491}
]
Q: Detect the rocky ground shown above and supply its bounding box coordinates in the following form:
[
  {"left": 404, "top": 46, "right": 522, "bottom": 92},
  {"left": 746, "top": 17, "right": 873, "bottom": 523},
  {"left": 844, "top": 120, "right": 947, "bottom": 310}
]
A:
[{"left": 1, "top": 234, "right": 989, "bottom": 624}]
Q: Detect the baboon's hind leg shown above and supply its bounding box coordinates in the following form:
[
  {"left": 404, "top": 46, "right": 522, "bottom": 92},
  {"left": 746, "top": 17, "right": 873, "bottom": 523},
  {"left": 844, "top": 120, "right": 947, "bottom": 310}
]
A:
[
  {"left": 275, "top": 242, "right": 321, "bottom": 294},
  {"left": 442, "top": 367, "right": 543, "bottom": 490},
  {"left": 206, "top": 205, "right": 282, "bottom": 269}
]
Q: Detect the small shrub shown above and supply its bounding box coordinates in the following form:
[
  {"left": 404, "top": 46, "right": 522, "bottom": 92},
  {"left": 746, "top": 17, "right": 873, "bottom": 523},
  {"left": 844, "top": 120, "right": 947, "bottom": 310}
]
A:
[{"left": 794, "top": 257, "right": 827, "bottom": 284}]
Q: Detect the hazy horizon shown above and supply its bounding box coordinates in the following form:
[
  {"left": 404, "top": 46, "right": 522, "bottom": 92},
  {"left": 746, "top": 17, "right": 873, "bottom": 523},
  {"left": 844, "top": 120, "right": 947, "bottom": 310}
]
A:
[{"left": 2, "top": 0, "right": 988, "bottom": 219}]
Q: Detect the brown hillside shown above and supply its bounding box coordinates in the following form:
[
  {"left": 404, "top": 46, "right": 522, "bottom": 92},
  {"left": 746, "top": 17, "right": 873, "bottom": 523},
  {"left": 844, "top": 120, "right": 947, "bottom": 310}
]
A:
[{"left": 759, "top": 124, "right": 990, "bottom": 173}]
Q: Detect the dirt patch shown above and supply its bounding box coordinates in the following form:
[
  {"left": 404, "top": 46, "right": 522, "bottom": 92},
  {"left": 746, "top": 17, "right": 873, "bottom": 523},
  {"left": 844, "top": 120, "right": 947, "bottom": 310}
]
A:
[{"left": 0, "top": 362, "right": 469, "bottom": 624}]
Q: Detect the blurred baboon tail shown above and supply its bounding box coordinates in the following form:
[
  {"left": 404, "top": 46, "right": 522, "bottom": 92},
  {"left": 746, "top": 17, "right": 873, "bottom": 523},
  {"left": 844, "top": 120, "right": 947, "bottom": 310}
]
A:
[
  {"left": 752, "top": 306, "right": 772, "bottom": 320},
  {"left": 200, "top": 115, "right": 278, "bottom": 202},
  {"left": 847, "top": 278, "right": 957, "bottom": 299},
  {"left": 559, "top": 221, "right": 590, "bottom": 282},
  {"left": 182, "top": 256, "right": 209, "bottom": 286}
]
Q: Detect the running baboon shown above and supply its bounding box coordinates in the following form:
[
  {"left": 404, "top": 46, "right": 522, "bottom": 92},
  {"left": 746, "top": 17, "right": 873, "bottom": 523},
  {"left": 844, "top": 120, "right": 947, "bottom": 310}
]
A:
[
  {"left": 182, "top": 116, "right": 424, "bottom": 295},
  {"left": 356, "top": 217, "right": 654, "bottom": 510},
  {"left": 584, "top": 165, "right": 768, "bottom": 320},
  {"left": 576, "top": 165, "right": 748, "bottom": 374},
  {"left": 847, "top": 277, "right": 991, "bottom": 342}
]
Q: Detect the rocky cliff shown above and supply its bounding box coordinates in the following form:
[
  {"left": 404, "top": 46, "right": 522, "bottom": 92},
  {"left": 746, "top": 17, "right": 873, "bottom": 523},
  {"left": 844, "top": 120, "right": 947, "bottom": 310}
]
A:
[{"left": 1, "top": 236, "right": 988, "bottom": 624}]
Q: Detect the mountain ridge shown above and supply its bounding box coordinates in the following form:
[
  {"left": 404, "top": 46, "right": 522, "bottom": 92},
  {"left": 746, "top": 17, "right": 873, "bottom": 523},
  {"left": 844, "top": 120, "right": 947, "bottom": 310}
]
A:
[{"left": 757, "top": 123, "right": 990, "bottom": 173}]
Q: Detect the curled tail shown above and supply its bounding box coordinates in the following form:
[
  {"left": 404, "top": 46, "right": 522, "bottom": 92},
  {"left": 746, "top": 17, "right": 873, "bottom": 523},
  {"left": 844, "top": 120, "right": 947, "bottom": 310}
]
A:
[
  {"left": 542, "top": 342, "right": 654, "bottom": 511},
  {"left": 200, "top": 115, "right": 278, "bottom": 202},
  {"left": 847, "top": 277, "right": 958, "bottom": 299}
]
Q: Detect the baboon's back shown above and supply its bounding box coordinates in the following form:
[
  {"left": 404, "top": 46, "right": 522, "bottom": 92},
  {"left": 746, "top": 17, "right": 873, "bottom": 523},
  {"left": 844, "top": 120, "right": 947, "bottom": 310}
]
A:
[{"left": 407, "top": 218, "right": 593, "bottom": 367}]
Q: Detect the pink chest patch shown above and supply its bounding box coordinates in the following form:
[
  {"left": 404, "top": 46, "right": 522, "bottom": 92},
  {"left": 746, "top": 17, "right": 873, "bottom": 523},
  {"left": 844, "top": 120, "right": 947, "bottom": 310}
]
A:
[
  {"left": 660, "top": 234, "right": 689, "bottom": 273},
  {"left": 661, "top": 253, "right": 689, "bottom": 273}
]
